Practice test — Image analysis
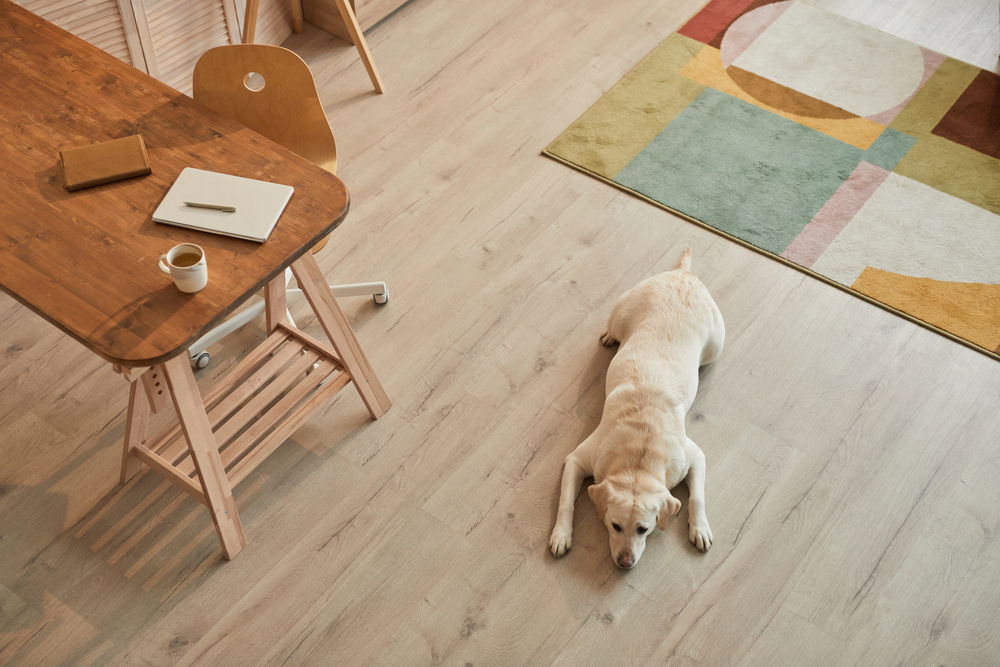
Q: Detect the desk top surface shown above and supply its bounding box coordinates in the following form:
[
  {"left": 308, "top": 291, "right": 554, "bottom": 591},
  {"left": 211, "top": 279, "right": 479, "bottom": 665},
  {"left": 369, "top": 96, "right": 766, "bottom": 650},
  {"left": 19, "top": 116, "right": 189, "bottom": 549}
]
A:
[{"left": 0, "top": 1, "right": 350, "bottom": 367}]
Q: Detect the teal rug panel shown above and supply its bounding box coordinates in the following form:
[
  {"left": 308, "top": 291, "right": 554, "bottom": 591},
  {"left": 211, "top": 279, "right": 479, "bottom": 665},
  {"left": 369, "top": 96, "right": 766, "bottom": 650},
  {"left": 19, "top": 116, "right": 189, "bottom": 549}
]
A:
[{"left": 611, "top": 88, "right": 915, "bottom": 254}]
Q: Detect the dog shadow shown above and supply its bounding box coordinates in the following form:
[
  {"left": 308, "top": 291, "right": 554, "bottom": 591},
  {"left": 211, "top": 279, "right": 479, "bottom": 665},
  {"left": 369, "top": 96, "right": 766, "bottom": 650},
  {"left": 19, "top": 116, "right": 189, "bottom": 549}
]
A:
[{"left": 544, "top": 340, "right": 613, "bottom": 586}]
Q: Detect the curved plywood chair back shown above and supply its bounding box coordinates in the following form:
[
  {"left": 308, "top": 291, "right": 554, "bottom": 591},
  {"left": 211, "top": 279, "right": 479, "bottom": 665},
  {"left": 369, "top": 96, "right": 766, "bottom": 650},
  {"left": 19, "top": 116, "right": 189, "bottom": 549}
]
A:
[{"left": 193, "top": 44, "right": 337, "bottom": 174}]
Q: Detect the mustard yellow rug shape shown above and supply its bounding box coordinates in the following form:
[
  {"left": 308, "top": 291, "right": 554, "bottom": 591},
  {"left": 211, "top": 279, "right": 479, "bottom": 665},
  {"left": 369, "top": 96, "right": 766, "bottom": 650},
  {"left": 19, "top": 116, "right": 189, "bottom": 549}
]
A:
[
  {"left": 544, "top": 0, "right": 1000, "bottom": 360},
  {"left": 853, "top": 268, "right": 1000, "bottom": 354}
]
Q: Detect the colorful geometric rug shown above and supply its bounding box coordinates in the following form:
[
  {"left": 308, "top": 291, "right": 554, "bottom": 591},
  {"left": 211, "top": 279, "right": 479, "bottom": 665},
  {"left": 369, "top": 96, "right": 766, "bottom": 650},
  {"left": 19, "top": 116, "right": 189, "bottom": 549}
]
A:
[{"left": 545, "top": 0, "right": 1000, "bottom": 359}]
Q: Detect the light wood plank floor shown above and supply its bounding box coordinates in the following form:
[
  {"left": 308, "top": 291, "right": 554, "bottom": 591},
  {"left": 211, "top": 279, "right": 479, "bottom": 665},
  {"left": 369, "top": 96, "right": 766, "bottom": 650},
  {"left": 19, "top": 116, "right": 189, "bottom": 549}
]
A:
[{"left": 2, "top": 0, "right": 999, "bottom": 665}]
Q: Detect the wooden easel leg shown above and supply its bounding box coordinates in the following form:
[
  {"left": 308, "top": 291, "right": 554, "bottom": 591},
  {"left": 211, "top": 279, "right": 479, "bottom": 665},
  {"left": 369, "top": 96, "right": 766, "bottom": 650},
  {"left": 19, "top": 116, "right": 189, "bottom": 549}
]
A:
[
  {"left": 121, "top": 379, "right": 149, "bottom": 483},
  {"left": 290, "top": 252, "right": 391, "bottom": 419},
  {"left": 242, "top": 0, "right": 259, "bottom": 44},
  {"left": 332, "top": 0, "right": 385, "bottom": 93},
  {"left": 162, "top": 356, "right": 247, "bottom": 560}
]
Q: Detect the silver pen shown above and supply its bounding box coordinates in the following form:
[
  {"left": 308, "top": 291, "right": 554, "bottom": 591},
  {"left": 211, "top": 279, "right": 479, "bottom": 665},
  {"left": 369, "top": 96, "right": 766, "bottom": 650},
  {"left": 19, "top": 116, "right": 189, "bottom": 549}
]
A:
[{"left": 184, "top": 201, "right": 237, "bottom": 212}]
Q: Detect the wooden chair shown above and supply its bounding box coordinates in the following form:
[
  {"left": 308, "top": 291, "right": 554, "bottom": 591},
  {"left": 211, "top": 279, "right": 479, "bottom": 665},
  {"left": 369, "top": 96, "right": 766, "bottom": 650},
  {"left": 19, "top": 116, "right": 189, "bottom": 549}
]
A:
[
  {"left": 194, "top": 44, "right": 340, "bottom": 174},
  {"left": 187, "top": 43, "right": 387, "bottom": 368}
]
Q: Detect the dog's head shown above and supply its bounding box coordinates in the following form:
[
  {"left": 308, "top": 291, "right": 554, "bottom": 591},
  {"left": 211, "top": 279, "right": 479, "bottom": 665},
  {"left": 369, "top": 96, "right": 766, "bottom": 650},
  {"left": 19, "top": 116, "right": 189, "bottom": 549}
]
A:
[{"left": 588, "top": 475, "right": 681, "bottom": 569}]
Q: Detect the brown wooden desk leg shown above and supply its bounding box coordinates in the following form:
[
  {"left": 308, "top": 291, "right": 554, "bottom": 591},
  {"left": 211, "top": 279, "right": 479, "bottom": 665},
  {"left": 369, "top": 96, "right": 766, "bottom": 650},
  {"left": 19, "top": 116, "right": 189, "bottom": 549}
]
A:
[
  {"left": 264, "top": 273, "right": 287, "bottom": 335},
  {"left": 290, "top": 252, "right": 391, "bottom": 419},
  {"left": 121, "top": 379, "right": 149, "bottom": 484},
  {"left": 162, "top": 356, "right": 247, "bottom": 559}
]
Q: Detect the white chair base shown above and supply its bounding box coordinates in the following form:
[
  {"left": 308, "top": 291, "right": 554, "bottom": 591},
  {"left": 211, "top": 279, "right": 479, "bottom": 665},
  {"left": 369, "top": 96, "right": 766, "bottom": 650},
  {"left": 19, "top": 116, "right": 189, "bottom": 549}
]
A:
[{"left": 189, "top": 280, "right": 388, "bottom": 368}]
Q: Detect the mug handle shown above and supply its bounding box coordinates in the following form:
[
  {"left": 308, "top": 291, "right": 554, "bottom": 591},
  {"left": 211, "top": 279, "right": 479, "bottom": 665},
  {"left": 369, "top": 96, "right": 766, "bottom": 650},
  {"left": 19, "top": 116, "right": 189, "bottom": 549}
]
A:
[{"left": 159, "top": 254, "right": 171, "bottom": 274}]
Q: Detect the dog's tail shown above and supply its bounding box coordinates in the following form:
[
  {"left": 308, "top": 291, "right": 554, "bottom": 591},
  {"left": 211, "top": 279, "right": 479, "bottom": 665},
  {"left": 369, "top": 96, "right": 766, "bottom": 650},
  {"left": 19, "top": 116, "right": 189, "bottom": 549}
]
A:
[{"left": 677, "top": 247, "right": 693, "bottom": 272}]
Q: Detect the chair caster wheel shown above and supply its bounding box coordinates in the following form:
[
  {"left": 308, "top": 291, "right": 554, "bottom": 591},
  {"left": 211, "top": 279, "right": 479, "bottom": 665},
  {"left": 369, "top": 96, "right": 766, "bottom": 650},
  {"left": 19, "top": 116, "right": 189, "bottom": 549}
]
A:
[
  {"left": 374, "top": 289, "right": 389, "bottom": 305},
  {"left": 191, "top": 351, "right": 211, "bottom": 369}
]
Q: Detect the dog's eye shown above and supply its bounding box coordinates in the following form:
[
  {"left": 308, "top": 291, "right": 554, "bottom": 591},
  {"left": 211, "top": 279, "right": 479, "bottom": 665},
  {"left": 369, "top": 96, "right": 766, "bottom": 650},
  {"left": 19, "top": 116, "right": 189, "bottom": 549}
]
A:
[
  {"left": 612, "top": 523, "right": 623, "bottom": 533},
  {"left": 637, "top": 526, "right": 647, "bottom": 535}
]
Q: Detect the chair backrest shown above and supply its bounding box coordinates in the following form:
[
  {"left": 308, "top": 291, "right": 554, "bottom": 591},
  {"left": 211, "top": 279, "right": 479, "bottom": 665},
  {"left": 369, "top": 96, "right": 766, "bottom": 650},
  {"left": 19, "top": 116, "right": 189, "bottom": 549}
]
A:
[{"left": 193, "top": 44, "right": 337, "bottom": 174}]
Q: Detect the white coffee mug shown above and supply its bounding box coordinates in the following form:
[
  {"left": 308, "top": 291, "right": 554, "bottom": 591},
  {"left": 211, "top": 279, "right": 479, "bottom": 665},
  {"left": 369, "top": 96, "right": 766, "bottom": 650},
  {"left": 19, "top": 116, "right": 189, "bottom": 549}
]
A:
[{"left": 159, "top": 243, "right": 208, "bottom": 293}]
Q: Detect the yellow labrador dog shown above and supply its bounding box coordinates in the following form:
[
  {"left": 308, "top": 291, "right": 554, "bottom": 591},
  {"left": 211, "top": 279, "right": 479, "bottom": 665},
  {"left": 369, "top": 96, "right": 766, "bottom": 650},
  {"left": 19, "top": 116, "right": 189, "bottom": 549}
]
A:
[{"left": 549, "top": 248, "right": 724, "bottom": 569}]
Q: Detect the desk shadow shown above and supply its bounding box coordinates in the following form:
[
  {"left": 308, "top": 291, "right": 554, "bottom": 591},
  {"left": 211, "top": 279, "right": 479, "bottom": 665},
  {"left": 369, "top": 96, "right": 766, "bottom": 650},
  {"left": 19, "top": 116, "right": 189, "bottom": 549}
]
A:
[
  {"left": 538, "top": 340, "right": 615, "bottom": 589},
  {"left": 112, "top": 96, "right": 226, "bottom": 149},
  {"left": 87, "top": 283, "right": 196, "bottom": 359},
  {"left": 35, "top": 94, "right": 239, "bottom": 191},
  {"left": 0, "top": 417, "right": 125, "bottom": 635}
]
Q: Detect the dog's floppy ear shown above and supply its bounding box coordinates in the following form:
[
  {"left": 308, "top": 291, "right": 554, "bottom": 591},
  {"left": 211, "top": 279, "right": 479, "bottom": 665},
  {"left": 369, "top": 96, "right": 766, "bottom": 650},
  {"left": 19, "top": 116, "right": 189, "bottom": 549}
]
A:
[
  {"left": 656, "top": 490, "right": 682, "bottom": 531},
  {"left": 588, "top": 481, "right": 611, "bottom": 522}
]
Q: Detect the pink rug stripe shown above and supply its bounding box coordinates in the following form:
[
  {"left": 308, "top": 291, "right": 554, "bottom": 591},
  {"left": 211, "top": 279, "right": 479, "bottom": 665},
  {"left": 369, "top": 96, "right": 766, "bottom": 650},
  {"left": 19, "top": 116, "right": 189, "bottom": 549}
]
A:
[{"left": 781, "top": 161, "right": 890, "bottom": 268}]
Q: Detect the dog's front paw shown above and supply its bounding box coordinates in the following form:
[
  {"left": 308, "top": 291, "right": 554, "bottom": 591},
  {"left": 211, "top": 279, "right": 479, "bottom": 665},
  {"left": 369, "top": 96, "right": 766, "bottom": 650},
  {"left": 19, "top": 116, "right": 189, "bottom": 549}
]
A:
[
  {"left": 689, "top": 520, "right": 713, "bottom": 552},
  {"left": 600, "top": 331, "right": 618, "bottom": 347},
  {"left": 549, "top": 526, "right": 573, "bottom": 557}
]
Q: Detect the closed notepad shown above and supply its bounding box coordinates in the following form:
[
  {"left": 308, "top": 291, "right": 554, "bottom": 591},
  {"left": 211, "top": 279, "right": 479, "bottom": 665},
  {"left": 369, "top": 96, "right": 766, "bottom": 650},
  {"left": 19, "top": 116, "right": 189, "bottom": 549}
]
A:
[
  {"left": 60, "top": 135, "right": 152, "bottom": 191},
  {"left": 152, "top": 168, "right": 293, "bottom": 243}
]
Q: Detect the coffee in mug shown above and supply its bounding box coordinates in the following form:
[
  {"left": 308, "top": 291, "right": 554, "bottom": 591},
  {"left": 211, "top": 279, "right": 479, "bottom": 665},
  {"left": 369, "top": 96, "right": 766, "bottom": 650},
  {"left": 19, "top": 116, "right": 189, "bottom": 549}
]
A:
[
  {"left": 171, "top": 252, "right": 202, "bottom": 268},
  {"left": 159, "top": 243, "right": 208, "bottom": 293}
]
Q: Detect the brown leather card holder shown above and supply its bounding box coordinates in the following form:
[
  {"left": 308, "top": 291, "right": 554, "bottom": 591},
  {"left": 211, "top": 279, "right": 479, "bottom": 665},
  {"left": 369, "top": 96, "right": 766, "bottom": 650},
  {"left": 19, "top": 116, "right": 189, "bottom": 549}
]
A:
[{"left": 60, "top": 134, "right": 152, "bottom": 191}]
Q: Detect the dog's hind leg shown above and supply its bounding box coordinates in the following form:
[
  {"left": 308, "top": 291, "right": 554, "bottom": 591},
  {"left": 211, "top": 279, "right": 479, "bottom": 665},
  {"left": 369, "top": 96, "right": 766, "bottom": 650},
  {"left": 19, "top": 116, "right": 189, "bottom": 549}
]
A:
[
  {"left": 601, "top": 295, "right": 632, "bottom": 347},
  {"left": 699, "top": 303, "right": 726, "bottom": 366}
]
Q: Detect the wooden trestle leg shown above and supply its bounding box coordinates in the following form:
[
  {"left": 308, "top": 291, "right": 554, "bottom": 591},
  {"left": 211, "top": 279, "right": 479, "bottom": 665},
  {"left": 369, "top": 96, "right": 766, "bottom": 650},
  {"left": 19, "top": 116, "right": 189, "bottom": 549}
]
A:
[
  {"left": 121, "top": 365, "right": 167, "bottom": 483},
  {"left": 162, "top": 355, "right": 247, "bottom": 560},
  {"left": 121, "top": 379, "right": 149, "bottom": 484},
  {"left": 290, "top": 252, "right": 391, "bottom": 419},
  {"left": 264, "top": 272, "right": 288, "bottom": 335}
]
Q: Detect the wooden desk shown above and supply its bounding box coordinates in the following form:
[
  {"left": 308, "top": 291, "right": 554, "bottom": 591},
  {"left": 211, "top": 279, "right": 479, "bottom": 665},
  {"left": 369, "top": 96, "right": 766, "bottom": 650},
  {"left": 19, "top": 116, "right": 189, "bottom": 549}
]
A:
[{"left": 0, "top": 0, "right": 390, "bottom": 559}]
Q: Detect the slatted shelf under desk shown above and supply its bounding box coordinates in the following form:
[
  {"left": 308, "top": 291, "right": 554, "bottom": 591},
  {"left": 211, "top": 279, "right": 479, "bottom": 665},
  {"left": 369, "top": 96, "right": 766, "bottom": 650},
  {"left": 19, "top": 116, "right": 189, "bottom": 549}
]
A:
[{"left": 130, "top": 323, "right": 352, "bottom": 506}]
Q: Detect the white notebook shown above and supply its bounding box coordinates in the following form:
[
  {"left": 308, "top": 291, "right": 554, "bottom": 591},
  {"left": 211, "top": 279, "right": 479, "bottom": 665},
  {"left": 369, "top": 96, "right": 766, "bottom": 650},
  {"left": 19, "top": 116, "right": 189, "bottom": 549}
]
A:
[{"left": 152, "top": 168, "right": 294, "bottom": 242}]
